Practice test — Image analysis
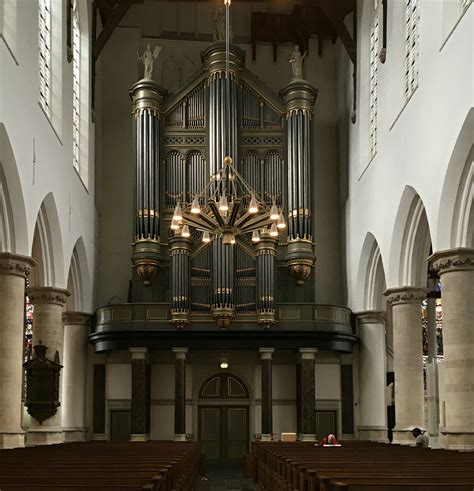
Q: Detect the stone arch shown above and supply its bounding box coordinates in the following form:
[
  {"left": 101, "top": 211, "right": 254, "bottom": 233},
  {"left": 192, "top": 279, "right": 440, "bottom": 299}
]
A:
[
  {"left": 30, "top": 193, "right": 65, "bottom": 288},
  {"left": 66, "top": 237, "right": 91, "bottom": 312},
  {"left": 0, "top": 123, "right": 28, "bottom": 254},
  {"left": 357, "top": 232, "right": 387, "bottom": 311},
  {"left": 389, "top": 186, "right": 432, "bottom": 288},
  {"left": 452, "top": 146, "right": 474, "bottom": 247},
  {"left": 437, "top": 109, "right": 474, "bottom": 249}
]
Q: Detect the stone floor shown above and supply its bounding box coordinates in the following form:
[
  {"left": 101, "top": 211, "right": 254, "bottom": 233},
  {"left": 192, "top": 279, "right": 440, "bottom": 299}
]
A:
[{"left": 194, "top": 463, "right": 258, "bottom": 491}]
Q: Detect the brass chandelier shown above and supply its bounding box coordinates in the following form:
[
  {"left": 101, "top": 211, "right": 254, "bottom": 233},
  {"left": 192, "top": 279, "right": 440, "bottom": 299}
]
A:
[
  {"left": 171, "top": 156, "right": 286, "bottom": 244},
  {"left": 171, "top": 0, "right": 286, "bottom": 244}
]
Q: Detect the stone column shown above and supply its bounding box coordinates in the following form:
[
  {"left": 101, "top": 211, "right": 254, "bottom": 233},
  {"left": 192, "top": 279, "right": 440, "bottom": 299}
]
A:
[
  {"left": 298, "top": 348, "right": 317, "bottom": 441},
  {"left": 425, "top": 286, "right": 440, "bottom": 440},
  {"left": 173, "top": 348, "right": 188, "bottom": 441},
  {"left": 0, "top": 253, "right": 36, "bottom": 449},
  {"left": 259, "top": 348, "right": 274, "bottom": 440},
  {"left": 431, "top": 248, "right": 474, "bottom": 450},
  {"left": 26, "top": 286, "right": 70, "bottom": 445},
  {"left": 356, "top": 311, "right": 387, "bottom": 442},
  {"left": 384, "top": 287, "right": 426, "bottom": 444},
  {"left": 129, "top": 347, "right": 150, "bottom": 441},
  {"left": 62, "top": 311, "right": 91, "bottom": 442}
]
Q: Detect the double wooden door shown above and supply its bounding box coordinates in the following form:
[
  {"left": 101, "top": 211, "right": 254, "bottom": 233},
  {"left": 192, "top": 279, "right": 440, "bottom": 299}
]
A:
[{"left": 199, "top": 406, "right": 249, "bottom": 463}]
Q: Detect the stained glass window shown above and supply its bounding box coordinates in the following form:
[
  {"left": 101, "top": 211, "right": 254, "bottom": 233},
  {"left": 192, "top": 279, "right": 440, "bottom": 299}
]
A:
[
  {"left": 23, "top": 278, "right": 34, "bottom": 400},
  {"left": 72, "top": 2, "right": 81, "bottom": 173},
  {"left": 39, "top": 0, "right": 51, "bottom": 116},
  {"left": 405, "top": 0, "right": 420, "bottom": 99},
  {"left": 369, "top": 8, "right": 379, "bottom": 158}
]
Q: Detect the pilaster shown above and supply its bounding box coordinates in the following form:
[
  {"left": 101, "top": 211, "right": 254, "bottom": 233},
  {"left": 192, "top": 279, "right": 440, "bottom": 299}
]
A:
[
  {"left": 62, "top": 311, "right": 91, "bottom": 442},
  {"left": 259, "top": 348, "right": 274, "bottom": 439},
  {"left": 298, "top": 348, "right": 317, "bottom": 441},
  {"left": 129, "top": 347, "right": 151, "bottom": 441},
  {"left": 355, "top": 311, "right": 388, "bottom": 443},
  {"left": 173, "top": 347, "right": 188, "bottom": 441}
]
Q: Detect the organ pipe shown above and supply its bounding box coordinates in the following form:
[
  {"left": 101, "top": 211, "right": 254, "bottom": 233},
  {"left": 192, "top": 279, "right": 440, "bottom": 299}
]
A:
[
  {"left": 256, "top": 232, "right": 277, "bottom": 328},
  {"left": 281, "top": 80, "right": 317, "bottom": 286},
  {"left": 129, "top": 79, "right": 167, "bottom": 285},
  {"left": 170, "top": 236, "right": 192, "bottom": 329}
]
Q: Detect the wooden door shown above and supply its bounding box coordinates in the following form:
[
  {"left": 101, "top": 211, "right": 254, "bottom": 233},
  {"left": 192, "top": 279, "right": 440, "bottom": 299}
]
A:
[
  {"left": 199, "top": 406, "right": 248, "bottom": 463},
  {"left": 316, "top": 410, "right": 337, "bottom": 439},
  {"left": 110, "top": 410, "right": 131, "bottom": 442}
]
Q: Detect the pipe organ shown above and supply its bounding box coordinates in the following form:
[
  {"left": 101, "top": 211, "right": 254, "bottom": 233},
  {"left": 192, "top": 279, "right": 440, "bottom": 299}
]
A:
[{"left": 130, "top": 43, "right": 317, "bottom": 328}]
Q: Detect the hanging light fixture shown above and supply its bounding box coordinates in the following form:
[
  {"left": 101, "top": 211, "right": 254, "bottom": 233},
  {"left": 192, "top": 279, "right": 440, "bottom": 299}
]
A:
[
  {"left": 248, "top": 195, "right": 259, "bottom": 213},
  {"left": 191, "top": 197, "right": 201, "bottom": 214},
  {"left": 182, "top": 224, "right": 191, "bottom": 238},
  {"left": 277, "top": 211, "right": 286, "bottom": 229},
  {"left": 270, "top": 202, "right": 279, "bottom": 220},
  {"left": 167, "top": 0, "right": 285, "bottom": 247},
  {"left": 173, "top": 203, "right": 183, "bottom": 221}
]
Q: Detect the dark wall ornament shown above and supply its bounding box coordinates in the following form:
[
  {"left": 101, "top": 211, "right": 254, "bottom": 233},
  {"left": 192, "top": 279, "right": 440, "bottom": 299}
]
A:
[{"left": 23, "top": 342, "right": 62, "bottom": 424}]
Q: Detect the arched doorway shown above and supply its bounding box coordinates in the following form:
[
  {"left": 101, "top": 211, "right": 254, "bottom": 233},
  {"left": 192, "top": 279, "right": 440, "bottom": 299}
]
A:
[{"left": 198, "top": 373, "right": 250, "bottom": 464}]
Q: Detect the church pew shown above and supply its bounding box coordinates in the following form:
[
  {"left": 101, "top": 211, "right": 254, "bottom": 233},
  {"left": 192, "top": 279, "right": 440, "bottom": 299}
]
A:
[
  {"left": 252, "top": 442, "right": 474, "bottom": 491},
  {"left": 0, "top": 442, "right": 201, "bottom": 491}
]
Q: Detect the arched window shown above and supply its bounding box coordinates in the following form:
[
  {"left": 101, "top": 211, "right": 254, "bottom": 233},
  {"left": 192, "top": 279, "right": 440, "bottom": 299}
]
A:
[
  {"left": 369, "top": 5, "right": 379, "bottom": 158},
  {"left": 72, "top": 1, "right": 81, "bottom": 174},
  {"left": 405, "top": 0, "right": 420, "bottom": 99},
  {"left": 39, "top": 0, "right": 52, "bottom": 116}
]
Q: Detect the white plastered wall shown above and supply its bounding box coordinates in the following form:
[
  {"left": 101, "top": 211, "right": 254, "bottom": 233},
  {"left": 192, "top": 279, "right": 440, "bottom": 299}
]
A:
[
  {"left": 341, "top": 1, "right": 473, "bottom": 308},
  {"left": 0, "top": 0, "right": 97, "bottom": 310}
]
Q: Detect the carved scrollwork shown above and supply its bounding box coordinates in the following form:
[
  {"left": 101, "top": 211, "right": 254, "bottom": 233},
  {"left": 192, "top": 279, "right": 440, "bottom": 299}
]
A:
[
  {"left": 288, "top": 259, "right": 313, "bottom": 286},
  {"left": 384, "top": 287, "right": 427, "bottom": 306},
  {"left": 26, "top": 287, "right": 70, "bottom": 306},
  {"left": 0, "top": 253, "right": 37, "bottom": 278},
  {"left": 430, "top": 248, "right": 474, "bottom": 275}
]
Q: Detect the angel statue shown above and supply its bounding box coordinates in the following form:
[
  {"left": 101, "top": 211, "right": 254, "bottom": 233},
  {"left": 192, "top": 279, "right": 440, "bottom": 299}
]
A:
[
  {"left": 137, "top": 44, "right": 162, "bottom": 79},
  {"left": 213, "top": 8, "right": 232, "bottom": 42},
  {"left": 289, "top": 44, "right": 307, "bottom": 80}
]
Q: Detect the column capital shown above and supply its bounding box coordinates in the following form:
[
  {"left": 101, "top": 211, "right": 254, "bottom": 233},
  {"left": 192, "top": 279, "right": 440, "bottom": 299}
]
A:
[
  {"left": 429, "top": 247, "right": 474, "bottom": 275},
  {"left": 27, "top": 286, "right": 70, "bottom": 306},
  {"left": 129, "top": 347, "right": 149, "bottom": 360},
  {"left": 259, "top": 347, "right": 275, "bottom": 360},
  {"left": 355, "top": 310, "right": 387, "bottom": 325},
  {"left": 299, "top": 348, "right": 317, "bottom": 360},
  {"left": 62, "top": 311, "right": 91, "bottom": 326},
  {"left": 172, "top": 347, "right": 188, "bottom": 360},
  {"left": 383, "top": 286, "right": 427, "bottom": 305},
  {"left": 0, "top": 253, "right": 37, "bottom": 278},
  {"left": 340, "top": 354, "right": 353, "bottom": 365}
]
